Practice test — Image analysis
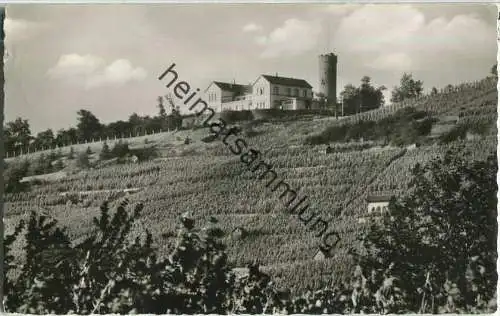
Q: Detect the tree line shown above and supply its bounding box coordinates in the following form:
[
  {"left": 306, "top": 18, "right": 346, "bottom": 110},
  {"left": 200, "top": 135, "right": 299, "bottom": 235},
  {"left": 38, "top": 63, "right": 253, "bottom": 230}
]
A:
[
  {"left": 335, "top": 64, "right": 496, "bottom": 116},
  {"left": 4, "top": 96, "right": 182, "bottom": 155},
  {"left": 334, "top": 73, "right": 424, "bottom": 116}
]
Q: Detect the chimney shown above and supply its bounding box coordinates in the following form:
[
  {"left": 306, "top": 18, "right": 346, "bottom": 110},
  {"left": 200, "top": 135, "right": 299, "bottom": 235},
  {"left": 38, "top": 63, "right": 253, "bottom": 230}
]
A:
[{"left": 275, "top": 72, "right": 278, "bottom": 77}]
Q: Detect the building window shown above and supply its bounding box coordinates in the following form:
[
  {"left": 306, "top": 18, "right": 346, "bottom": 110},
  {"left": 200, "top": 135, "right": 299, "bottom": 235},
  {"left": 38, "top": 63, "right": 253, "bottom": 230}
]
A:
[
  {"left": 273, "top": 86, "right": 279, "bottom": 95},
  {"left": 260, "top": 88, "right": 264, "bottom": 95},
  {"left": 286, "top": 88, "right": 291, "bottom": 96},
  {"left": 294, "top": 88, "right": 299, "bottom": 96},
  {"left": 303, "top": 90, "right": 307, "bottom": 97}
]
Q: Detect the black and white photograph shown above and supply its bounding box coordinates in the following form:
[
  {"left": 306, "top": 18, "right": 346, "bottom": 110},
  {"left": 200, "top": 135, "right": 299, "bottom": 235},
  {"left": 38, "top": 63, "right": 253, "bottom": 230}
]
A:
[{"left": 1, "top": 2, "right": 498, "bottom": 314}]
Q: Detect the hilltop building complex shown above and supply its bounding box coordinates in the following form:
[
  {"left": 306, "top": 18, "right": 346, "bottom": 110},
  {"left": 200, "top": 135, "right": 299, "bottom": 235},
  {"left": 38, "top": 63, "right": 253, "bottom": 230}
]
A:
[{"left": 204, "top": 53, "right": 337, "bottom": 112}]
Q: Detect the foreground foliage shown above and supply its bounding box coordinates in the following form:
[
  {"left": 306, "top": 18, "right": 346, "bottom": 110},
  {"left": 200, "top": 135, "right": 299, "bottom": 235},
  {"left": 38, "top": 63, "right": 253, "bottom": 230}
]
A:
[
  {"left": 3, "top": 149, "right": 497, "bottom": 314},
  {"left": 358, "top": 151, "right": 497, "bottom": 313}
]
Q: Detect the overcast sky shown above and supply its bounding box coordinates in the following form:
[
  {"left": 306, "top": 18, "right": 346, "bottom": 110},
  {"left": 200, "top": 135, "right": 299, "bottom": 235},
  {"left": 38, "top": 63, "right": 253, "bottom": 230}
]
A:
[{"left": 5, "top": 4, "right": 497, "bottom": 133}]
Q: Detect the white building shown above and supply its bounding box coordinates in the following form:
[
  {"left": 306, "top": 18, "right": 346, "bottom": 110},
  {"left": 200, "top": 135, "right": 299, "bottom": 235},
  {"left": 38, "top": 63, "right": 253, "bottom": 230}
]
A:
[
  {"left": 204, "top": 74, "right": 314, "bottom": 112},
  {"left": 204, "top": 81, "right": 252, "bottom": 112},
  {"left": 252, "top": 75, "right": 314, "bottom": 110},
  {"left": 358, "top": 195, "right": 392, "bottom": 224}
]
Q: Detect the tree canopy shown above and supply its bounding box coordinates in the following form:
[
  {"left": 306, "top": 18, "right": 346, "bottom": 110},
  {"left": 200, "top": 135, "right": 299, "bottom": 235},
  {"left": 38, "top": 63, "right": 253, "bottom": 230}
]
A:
[
  {"left": 4, "top": 117, "right": 33, "bottom": 152},
  {"left": 359, "top": 150, "right": 497, "bottom": 313},
  {"left": 340, "top": 76, "right": 386, "bottom": 115},
  {"left": 76, "top": 109, "right": 103, "bottom": 141},
  {"left": 390, "top": 73, "right": 424, "bottom": 103}
]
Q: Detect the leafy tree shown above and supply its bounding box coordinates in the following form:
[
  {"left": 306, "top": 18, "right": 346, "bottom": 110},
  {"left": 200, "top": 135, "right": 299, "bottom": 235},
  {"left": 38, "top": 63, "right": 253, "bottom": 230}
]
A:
[
  {"left": 105, "top": 120, "right": 132, "bottom": 139},
  {"left": 340, "top": 77, "right": 385, "bottom": 115},
  {"left": 55, "top": 128, "right": 78, "bottom": 147},
  {"left": 76, "top": 109, "right": 103, "bottom": 142},
  {"left": 8, "top": 213, "right": 75, "bottom": 314},
  {"left": 4, "top": 200, "right": 163, "bottom": 314},
  {"left": 359, "top": 76, "right": 386, "bottom": 112},
  {"left": 391, "top": 73, "right": 424, "bottom": 103},
  {"left": 431, "top": 87, "right": 438, "bottom": 95},
  {"left": 358, "top": 151, "right": 497, "bottom": 313},
  {"left": 4, "top": 117, "right": 33, "bottom": 153},
  {"left": 34, "top": 129, "right": 55, "bottom": 150},
  {"left": 340, "top": 84, "right": 360, "bottom": 115}
]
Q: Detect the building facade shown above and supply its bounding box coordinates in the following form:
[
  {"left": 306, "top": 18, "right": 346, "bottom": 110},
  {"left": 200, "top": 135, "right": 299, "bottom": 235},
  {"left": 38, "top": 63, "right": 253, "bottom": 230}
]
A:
[
  {"left": 358, "top": 195, "right": 392, "bottom": 224},
  {"left": 204, "top": 74, "right": 314, "bottom": 112},
  {"left": 204, "top": 81, "right": 251, "bottom": 112}
]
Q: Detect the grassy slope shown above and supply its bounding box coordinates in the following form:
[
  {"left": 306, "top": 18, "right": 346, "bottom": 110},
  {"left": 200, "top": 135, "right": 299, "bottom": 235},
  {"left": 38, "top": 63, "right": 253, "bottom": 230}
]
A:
[{"left": 5, "top": 77, "right": 498, "bottom": 294}]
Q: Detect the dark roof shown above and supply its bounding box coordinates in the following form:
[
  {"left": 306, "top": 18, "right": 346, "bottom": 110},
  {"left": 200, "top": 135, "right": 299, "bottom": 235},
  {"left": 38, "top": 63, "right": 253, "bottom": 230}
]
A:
[
  {"left": 366, "top": 195, "right": 393, "bottom": 203},
  {"left": 260, "top": 75, "right": 312, "bottom": 88},
  {"left": 213, "top": 81, "right": 251, "bottom": 94}
]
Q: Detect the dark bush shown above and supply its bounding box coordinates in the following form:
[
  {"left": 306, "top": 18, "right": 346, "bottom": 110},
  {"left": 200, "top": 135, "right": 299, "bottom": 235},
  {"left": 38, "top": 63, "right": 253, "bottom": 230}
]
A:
[
  {"left": 201, "top": 134, "right": 218, "bottom": 143},
  {"left": 111, "top": 140, "right": 130, "bottom": 158},
  {"left": 76, "top": 151, "right": 90, "bottom": 169},
  {"left": 439, "top": 125, "right": 468, "bottom": 144},
  {"left": 4, "top": 159, "right": 30, "bottom": 193},
  {"left": 129, "top": 146, "right": 159, "bottom": 162},
  {"left": 306, "top": 108, "right": 436, "bottom": 146},
  {"left": 99, "top": 142, "right": 112, "bottom": 160}
]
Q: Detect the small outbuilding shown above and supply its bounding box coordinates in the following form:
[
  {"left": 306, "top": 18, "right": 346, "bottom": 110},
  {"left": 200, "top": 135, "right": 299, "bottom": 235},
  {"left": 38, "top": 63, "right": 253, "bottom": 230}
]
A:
[
  {"left": 366, "top": 194, "right": 392, "bottom": 215},
  {"left": 359, "top": 194, "right": 393, "bottom": 224}
]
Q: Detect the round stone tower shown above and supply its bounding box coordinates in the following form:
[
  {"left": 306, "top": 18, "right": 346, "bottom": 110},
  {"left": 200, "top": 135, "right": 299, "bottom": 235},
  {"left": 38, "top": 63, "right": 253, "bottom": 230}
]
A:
[{"left": 318, "top": 53, "right": 338, "bottom": 105}]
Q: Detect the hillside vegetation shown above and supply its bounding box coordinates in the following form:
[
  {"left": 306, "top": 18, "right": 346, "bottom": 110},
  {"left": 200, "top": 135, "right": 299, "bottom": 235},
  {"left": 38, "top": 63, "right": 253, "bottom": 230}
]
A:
[{"left": 4, "top": 75, "right": 498, "bottom": 297}]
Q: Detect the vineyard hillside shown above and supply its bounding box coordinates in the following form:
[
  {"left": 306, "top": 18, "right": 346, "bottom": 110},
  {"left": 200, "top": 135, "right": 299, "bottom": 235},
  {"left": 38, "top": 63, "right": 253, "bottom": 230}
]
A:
[{"left": 4, "top": 76, "right": 497, "bottom": 294}]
